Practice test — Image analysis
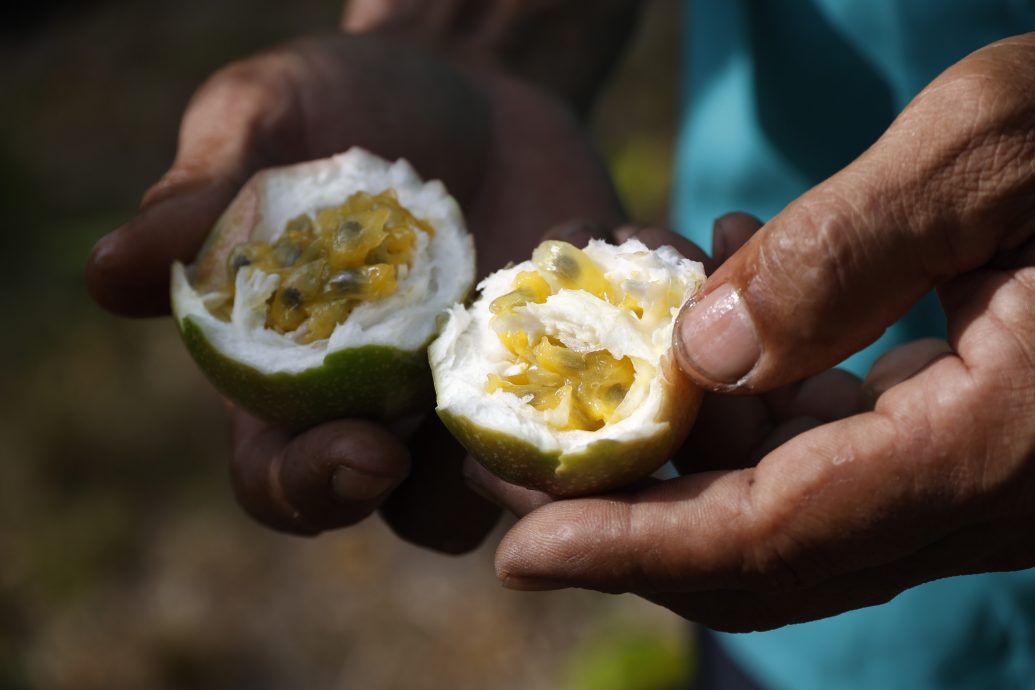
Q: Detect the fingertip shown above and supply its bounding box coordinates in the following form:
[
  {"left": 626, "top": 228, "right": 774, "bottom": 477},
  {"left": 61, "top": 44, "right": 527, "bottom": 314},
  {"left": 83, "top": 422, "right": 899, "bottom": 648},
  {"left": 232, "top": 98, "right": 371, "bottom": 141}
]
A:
[
  {"left": 494, "top": 499, "right": 582, "bottom": 580},
  {"left": 85, "top": 225, "right": 173, "bottom": 317},
  {"left": 85, "top": 170, "right": 244, "bottom": 318},
  {"left": 712, "top": 212, "right": 764, "bottom": 264},
  {"left": 229, "top": 416, "right": 412, "bottom": 536},
  {"left": 863, "top": 338, "right": 954, "bottom": 404},
  {"left": 85, "top": 231, "right": 120, "bottom": 306},
  {"left": 674, "top": 283, "right": 762, "bottom": 390},
  {"left": 793, "top": 368, "right": 866, "bottom": 422},
  {"left": 291, "top": 420, "right": 411, "bottom": 505},
  {"left": 462, "top": 456, "right": 554, "bottom": 516}
]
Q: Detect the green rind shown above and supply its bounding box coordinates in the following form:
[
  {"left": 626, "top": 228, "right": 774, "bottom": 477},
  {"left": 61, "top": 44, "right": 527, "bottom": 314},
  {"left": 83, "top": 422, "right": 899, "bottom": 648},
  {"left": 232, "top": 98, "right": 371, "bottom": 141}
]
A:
[
  {"left": 179, "top": 315, "right": 433, "bottom": 430},
  {"left": 437, "top": 409, "right": 684, "bottom": 498}
]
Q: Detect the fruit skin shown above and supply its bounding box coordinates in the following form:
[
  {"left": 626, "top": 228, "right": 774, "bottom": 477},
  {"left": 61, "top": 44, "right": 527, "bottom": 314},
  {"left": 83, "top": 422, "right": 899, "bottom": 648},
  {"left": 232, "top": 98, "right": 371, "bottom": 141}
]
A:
[
  {"left": 177, "top": 314, "right": 434, "bottom": 430},
  {"left": 436, "top": 353, "right": 702, "bottom": 497}
]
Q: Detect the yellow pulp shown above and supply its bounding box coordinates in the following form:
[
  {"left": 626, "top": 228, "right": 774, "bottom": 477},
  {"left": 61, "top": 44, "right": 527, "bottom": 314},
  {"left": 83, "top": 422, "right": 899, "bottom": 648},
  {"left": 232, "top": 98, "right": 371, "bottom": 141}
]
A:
[
  {"left": 222, "top": 190, "right": 431, "bottom": 342},
  {"left": 486, "top": 241, "right": 638, "bottom": 432}
]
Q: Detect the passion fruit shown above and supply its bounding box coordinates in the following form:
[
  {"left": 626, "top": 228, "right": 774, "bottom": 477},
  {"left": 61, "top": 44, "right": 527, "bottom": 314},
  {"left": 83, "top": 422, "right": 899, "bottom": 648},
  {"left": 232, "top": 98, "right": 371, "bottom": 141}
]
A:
[
  {"left": 171, "top": 148, "right": 475, "bottom": 430},
  {"left": 430, "top": 239, "right": 705, "bottom": 497}
]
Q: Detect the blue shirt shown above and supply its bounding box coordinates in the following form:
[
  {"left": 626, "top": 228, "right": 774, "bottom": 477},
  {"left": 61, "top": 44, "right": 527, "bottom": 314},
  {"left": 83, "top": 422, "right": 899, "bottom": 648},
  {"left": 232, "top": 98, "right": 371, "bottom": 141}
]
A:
[{"left": 674, "top": 1, "right": 1035, "bottom": 688}]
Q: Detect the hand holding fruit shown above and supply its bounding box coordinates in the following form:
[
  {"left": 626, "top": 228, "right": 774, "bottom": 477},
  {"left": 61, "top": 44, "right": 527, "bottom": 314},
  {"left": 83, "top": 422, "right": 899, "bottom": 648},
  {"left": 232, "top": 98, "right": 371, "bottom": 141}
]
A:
[
  {"left": 477, "top": 37, "right": 1035, "bottom": 631},
  {"left": 85, "top": 32, "right": 622, "bottom": 544}
]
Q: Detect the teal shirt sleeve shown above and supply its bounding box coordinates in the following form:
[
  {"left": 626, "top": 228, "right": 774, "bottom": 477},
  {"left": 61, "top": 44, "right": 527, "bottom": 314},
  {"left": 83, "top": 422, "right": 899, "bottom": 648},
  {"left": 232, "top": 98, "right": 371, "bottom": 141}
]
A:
[{"left": 673, "top": 1, "right": 1035, "bottom": 688}]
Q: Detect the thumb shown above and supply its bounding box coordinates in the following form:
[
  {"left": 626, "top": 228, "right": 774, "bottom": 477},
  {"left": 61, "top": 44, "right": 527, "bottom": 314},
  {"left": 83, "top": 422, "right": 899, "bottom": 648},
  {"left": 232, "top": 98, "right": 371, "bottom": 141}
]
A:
[
  {"left": 86, "top": 56, "right": 298, "bottom": 316},
  {"left": 674, "top": 39, "right": 1035, "bottom": 391}
]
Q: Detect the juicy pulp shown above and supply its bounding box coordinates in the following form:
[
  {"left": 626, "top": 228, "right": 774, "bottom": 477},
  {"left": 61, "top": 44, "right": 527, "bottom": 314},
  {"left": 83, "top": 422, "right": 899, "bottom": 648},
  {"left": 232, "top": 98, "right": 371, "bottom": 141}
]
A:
[
  {"left": 170, "top": 148, "right": 475, "bottom": 428},
  {"left": 210, "top": 190, "right": 431, "bottom": 343},
  {"left": 429, "top": 238, "right": 707, "bottom": 496},
  {"left": 486, "top": 242, "right": 641, "bottom": 432}
]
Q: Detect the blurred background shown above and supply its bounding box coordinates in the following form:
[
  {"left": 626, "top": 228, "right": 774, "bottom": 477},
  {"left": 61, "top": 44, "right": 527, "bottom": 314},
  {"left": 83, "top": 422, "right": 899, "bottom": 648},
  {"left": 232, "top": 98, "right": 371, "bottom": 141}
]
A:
[{"left": 0, "top": 1, "right": 688, "bottom": 688}]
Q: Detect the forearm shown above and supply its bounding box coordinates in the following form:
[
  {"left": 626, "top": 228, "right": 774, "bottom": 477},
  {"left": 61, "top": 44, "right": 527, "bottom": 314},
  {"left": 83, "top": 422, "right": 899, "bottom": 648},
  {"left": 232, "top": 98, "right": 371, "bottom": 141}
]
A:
[{"left": 341, "top": 0, "right": 645, "bottom": 115}]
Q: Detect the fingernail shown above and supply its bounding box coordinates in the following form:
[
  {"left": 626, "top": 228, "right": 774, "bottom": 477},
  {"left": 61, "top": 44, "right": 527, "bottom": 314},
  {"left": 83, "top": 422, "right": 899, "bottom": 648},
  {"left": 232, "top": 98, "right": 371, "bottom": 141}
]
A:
[
  {"left": 500, "top": 574, "right": 566, "bottom": 591},
  {"left": 677, "top": 283, "right": 761, "bottom": 385},
  {"left": 331, "top": 466, "right": 396, "bottom": 503}
]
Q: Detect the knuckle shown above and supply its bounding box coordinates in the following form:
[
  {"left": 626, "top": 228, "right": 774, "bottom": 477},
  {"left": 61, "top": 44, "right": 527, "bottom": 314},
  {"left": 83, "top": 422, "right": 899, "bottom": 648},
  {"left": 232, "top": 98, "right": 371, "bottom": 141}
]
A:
[
  {"left": 738, "top": 472, "right": 830, "bottom": 591},
  {"left": 198, "top": 56, "right": 292, "bottom": 111},
  {"left": 898, "top": 46, "right": 1035, "bottom": 253},
  {"left": 228, "top": 434, "right": 323, "bottom": 537},
  {"left": 759, "top": 192, "right": 868, "bottom": 328},
  {"left": 182, "top": 52, "right": 303, "bottom": 164},
  {"left": 743, "top": 528, "right": 810, "bottom": 592}
]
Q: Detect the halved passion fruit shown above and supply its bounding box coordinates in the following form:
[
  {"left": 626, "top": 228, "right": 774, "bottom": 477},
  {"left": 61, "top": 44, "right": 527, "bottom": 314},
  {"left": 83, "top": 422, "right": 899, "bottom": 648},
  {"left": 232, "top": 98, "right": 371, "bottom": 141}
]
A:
[
  {"left": 171, "top": 148, "right": 474, "bottom": 430},
  {"left": 430, "top": 239, "right": 705, "bottom": 497}
]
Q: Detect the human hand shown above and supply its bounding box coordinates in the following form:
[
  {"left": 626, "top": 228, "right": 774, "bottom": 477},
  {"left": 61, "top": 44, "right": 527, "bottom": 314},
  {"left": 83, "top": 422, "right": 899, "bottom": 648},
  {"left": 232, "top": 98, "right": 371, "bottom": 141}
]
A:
[
  {"left": 85, "top": 32, "right": 623, "bottom": 545},
  {"left": 477, "top": 35, "right": 1035, "bottom": 628},
  {"left": 343, "top": 0, "right": 643, "bottom": 116}
]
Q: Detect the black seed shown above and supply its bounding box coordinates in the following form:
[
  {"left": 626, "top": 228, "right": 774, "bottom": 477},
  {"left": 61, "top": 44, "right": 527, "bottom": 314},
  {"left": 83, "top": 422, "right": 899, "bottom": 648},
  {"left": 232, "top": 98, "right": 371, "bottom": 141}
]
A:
[
  {"left": 297, "top": 241, "right": 326, "bottom": 264},
  {"left": 274, "top": 243, "right": 303, "bottom": 267},
  {"left": 327, "top": 270, "right": 361, "bottom": 294},
  {"left": 365, "top": 242, "right": 390, "bottom": 265},
  {"left": 285, "top": 215, "right": 314, "bottom": 234},
  {"left": 281, "top": 287, "right": 303, "bottom": 306},
  {"left": 553, "top": 254, "right": 579, "bottom": 280},
  {"left": 228, "top": 250, "right": 252, "bottom": 273}
]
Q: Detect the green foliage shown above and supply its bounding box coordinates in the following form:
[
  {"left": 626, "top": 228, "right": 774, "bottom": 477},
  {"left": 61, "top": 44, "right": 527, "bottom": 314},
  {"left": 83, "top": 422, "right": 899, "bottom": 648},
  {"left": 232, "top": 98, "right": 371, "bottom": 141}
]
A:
[{"left": 563, "top": 628, "right": 694, "bottom": 690}]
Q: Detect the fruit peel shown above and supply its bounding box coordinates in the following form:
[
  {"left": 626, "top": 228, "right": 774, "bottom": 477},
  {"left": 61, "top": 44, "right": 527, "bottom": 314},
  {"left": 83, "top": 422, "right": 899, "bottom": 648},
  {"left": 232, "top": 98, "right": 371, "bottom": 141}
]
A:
[{"left": 178, "top": 314, "right": 434, "bottom": 430}]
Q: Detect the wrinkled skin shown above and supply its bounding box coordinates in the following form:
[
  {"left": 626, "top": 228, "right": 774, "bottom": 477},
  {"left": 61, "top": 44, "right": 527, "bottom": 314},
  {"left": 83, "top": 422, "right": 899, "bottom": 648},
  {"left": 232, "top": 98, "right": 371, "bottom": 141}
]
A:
[{"left": 473, "top": 36, "right": 1035, "bottom": 632}]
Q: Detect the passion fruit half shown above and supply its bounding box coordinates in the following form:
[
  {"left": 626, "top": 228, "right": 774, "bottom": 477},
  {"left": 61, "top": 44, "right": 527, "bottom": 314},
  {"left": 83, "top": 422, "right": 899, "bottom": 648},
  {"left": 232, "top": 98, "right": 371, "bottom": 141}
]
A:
[
  {"left": 171, "top": 148, "right": 474, "bottom": 430},
  {"left": 430, "top": 239, "right": 705, "bottom": 497}
]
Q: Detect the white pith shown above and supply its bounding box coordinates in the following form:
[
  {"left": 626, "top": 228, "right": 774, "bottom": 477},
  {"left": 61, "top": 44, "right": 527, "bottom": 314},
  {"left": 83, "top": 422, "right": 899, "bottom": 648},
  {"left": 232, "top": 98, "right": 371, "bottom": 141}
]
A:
[
  {"left": 430, "top": 239, "right": 705, "bottom": 455},
  {"left": 171, "top": 148, "right": 474, "bottom": 374}
]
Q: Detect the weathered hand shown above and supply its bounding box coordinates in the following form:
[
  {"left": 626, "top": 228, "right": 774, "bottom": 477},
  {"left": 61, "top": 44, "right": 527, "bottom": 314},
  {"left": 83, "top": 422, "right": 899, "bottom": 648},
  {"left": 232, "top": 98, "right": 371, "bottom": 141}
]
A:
[
  {"left": 481, "top": 35, "right": 1035, "bottom": 628},
  {"left": 85, "top": 33, "right": 622, "bottom": 545}
]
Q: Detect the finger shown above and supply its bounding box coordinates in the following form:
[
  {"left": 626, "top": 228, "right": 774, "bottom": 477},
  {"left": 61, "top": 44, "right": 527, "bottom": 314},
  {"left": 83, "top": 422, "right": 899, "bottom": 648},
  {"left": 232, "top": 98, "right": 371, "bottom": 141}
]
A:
[
  {"left": 747, "top": 416, "right": 822, "bottom": 465},
  {"left": 757, "top": 367, "right": 864, "bottom": 425},
  {"left": 676, "top": 368, "right": 863, "bottom": 473},
  {"left": 495, "top": 354, "right": 981, "bottom": 594},
  {"left": 674, "top": 394, "right": 770, "bottom": 473},
  {"left": 673, "top": 44, "right": 1035, "bottom": 391},
  {"left": 540, "top": 218, "right": 613, "bottom": 247},
  {"left": 86, "top": 53, "right": 302, "bottom": 317},
  {"left": 378, "top": 415, "right": 502, "bottom": 554},
  {"left": 230, "top": 409, "right": 410, "bottom": 535},
  {"left": 648, "top": 514, "right": 1035, "bottom": 632},
  {"left": 711, "top": 212, "right": 763, "bottom": 265},
  {"left": 462, "top": 455, "right": 555, "bottom": 516},
  {"left": 862, "top": 338, "right": 953, "bottom": 405},
  {"left": 87, "top": 36, "right": 489, "bottom": 317},
  {"left": 614, "top": 224, "right": 714, "bottom": 273}
]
